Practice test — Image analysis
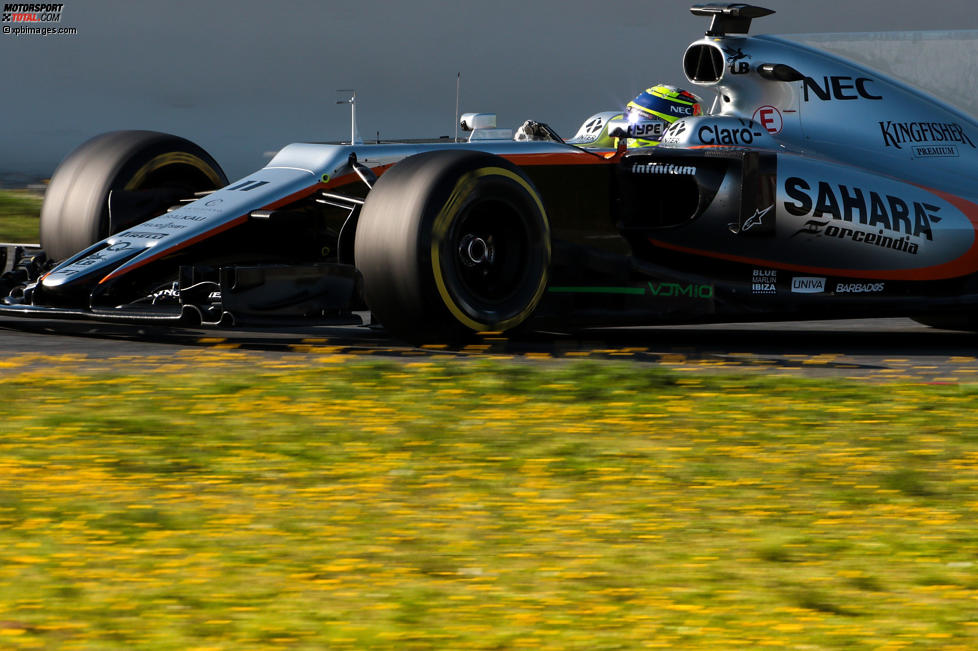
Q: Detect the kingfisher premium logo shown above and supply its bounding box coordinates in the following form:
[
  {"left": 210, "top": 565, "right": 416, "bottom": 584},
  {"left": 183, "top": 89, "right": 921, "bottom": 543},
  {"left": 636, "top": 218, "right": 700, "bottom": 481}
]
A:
[{"left": 879, "top": 121, "right": 975, "bottom": 159}]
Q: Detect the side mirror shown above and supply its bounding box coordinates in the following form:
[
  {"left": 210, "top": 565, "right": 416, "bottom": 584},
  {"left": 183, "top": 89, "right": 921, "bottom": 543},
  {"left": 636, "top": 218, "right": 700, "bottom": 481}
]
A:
[
  {"left": 459, "top": 113, "right": 497, "bottom": 131},
  {"left": 757, "top": 63, "right": 804, "bottom": 82}
]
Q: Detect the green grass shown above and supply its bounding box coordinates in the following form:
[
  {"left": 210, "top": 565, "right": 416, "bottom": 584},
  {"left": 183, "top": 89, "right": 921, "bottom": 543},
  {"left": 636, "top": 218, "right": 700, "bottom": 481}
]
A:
[
  {"left": 0, "top": 189, "right": 42, "bottom": 242},
  {"left": 1, "top": 352, "right": 977, "bottom": 648}
]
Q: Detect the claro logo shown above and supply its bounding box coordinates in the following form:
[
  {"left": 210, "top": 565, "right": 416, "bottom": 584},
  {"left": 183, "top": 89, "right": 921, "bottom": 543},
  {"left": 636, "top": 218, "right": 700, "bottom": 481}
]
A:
[{"left": 697, "top": 122, "right": 762, "bottom": 145}]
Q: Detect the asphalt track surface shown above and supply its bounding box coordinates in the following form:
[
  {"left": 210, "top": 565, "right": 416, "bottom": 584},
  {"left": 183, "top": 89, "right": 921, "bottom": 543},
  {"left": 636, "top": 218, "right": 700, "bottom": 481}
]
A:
[{"left": 0, "top": 316, "right": 976, "bottom": 382}]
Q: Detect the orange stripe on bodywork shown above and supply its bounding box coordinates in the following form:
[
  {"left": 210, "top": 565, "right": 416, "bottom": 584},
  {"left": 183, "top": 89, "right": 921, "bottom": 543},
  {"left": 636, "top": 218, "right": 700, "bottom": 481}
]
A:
[
  {"left": 903, "top": 184, "right": 978, "bottom": 280},
  {"left": 97, "top": 183, "right": 328, "bottom": 285},
  {"left": 98, "top": 165, "right": 404, "bottom": 285},
  {"left": 319, "top": 164, "right": 395, "bottom": 191},
  {"left": 501, "top": 152, "right": 611, "bottom": 166},
  {"left": 98, "top": 214, "right": 251, "bottom": 284}
]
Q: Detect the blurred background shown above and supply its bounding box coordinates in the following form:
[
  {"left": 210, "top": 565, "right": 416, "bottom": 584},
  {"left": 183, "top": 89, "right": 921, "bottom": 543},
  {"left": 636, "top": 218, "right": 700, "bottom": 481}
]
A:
[{"left": 1, "top": 0, "right": 976, "bottom": 182}]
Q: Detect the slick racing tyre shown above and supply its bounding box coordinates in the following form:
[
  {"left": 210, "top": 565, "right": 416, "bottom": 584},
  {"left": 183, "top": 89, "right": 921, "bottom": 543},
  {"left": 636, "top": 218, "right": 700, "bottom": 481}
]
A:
[
  {"left": 40, "top": 130, "right": 227, "bottom": 261},
  {"left": 355, "top": 150, "right": 551, "bottom": 343}
]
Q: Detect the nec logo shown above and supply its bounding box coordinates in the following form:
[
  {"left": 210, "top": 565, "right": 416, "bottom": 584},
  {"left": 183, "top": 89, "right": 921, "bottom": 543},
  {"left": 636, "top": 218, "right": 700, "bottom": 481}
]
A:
[{"left": 803, "top": 76, "right": 882, "bottom": 102}]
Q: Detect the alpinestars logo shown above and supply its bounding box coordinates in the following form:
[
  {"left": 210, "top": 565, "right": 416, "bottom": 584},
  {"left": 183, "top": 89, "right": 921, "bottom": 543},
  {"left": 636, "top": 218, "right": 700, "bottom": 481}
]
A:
[
  {"left": 729, "top": 204, "right": 773, "bottom": 235},
  {"left": 2, "top": 3, "right": 63, "bottom": 21},
  {"left": 742, "top": 205, "right": 771, "bottom": 231}
]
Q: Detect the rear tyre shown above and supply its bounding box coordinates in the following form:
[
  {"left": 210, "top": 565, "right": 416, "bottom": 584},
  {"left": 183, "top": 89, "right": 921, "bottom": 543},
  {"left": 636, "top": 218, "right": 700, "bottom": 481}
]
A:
[
  {"left": 40, "top": 130, "right": 227, "bottom": 261},
  {"left": 354, "top": 150, "right": 550, "bottom": 343}
]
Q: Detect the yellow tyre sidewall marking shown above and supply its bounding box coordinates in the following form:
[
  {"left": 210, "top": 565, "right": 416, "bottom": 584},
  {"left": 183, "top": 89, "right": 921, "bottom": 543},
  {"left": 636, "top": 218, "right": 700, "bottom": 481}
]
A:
[
  {"left": 430, "top": 166, "right": 550, "bottom": 332},
  {"left": 124, "top": 152, "right": 224, "bottom": 191}
]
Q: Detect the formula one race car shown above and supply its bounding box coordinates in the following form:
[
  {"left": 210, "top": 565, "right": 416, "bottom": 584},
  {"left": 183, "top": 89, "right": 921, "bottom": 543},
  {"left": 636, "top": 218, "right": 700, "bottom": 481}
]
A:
[{"left": 3, "top": 3, "right": 978, "bottom": 341}]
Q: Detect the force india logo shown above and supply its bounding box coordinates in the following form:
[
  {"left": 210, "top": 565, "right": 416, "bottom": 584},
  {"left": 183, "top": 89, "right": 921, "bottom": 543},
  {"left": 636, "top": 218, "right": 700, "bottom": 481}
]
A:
[{"left": 784, "top": 177, "right": 941, "bottom": 256}]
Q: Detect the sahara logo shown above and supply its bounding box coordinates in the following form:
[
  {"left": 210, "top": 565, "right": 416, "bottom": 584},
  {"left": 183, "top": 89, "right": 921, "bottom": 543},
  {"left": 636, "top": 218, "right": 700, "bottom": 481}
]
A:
[{"left": 783, "top": 177, "right": 940, "bottom": 241}]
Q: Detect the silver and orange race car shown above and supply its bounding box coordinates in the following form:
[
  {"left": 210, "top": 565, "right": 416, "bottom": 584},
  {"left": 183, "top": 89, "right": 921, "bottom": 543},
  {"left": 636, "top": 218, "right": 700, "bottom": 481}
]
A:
[{"left": 3, "top": 3, "right": 977, "bottom": 341}]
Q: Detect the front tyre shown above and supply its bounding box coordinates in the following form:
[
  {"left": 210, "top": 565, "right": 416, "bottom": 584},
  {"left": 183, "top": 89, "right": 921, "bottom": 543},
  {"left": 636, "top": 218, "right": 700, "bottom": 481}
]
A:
[
  {"left": 354, "top": 150, "right": 550, "bottom": 342},
  {"left": 40, "top": 130, "right": 227, "bottom": 261}
]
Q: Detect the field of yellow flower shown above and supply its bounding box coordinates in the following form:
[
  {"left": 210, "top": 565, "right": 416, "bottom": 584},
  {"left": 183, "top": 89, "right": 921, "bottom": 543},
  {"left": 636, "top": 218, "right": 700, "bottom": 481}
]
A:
[{"left": 0, "top": 350, "right": 977, "bottom": 649}]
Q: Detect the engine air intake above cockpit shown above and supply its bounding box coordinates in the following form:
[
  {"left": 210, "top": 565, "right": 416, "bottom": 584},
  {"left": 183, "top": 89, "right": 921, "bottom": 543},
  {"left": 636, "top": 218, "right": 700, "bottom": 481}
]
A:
[{"left": 683, "top": 44, "right": 725, "bottom": 84}]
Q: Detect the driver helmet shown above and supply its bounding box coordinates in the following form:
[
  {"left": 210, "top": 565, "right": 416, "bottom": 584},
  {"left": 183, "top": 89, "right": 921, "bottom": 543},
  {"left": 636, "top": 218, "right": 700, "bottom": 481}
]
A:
[{"left": 625, "top": 84, "right": 703, "bottom": 148}]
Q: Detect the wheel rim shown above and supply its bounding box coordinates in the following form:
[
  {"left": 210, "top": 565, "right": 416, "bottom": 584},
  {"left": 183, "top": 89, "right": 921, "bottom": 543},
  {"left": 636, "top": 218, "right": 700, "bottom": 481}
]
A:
[{"left": 449, "top": 197, "right": 530, "bottom": 308}]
